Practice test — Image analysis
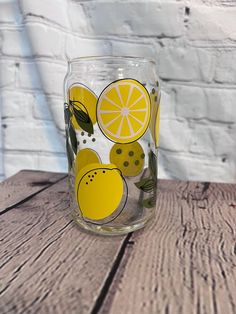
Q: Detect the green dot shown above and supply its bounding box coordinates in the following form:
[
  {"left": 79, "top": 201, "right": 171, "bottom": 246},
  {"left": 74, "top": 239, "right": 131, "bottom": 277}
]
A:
[
  {"left": 128, "top": 151, "right": 134, "bottom": 157},
  {"left": 154, "top": 96, "right": 158, "bottom": 102},
  {"left": 83, "top": 140, "right": 86, "bottom": 144},
  {"left": 156, "top": 81, "right": 159, "bottom": 87},
  {"left": 135, "top": 160, "right": 140, "bottom": 166},
  {"left": 81, "top": 131, "right": 85, "bottom": 136},
  {"left": 116, "top": 148, "right": 122, "bottom": 154},
  {"left": 123, "top": 161, "right": 129, "bottom": 167},
  {"left": 92, "top": 138, "right": 96, "bottom": 142},
  {"left": 141, "top": 153, "right": 145, "bottom": 159},
  {"left": 151, "top": 88, "right": 155, "bottom": 94}
]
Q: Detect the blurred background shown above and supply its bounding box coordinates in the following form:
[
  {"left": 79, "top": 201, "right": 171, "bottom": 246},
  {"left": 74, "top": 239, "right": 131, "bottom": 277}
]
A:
[{"left": 0, "top": 0, "right": 235, "bottom": 182}]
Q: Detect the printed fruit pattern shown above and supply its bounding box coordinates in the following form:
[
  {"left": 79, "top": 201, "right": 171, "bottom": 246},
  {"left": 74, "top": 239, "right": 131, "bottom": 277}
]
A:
[
  {"left": 64, "top": 79, "right": 160, "bottom": 224},
  {"left": 97, "top": 79, "right": 151, "bottom": 144},
  {"left": 69, "top": 84, "right": 97, "bottom": 133},
  {"left": 75, "top": 148, "right": 101, "bottom": 175},
  {"left": 110, "top": 142, "right": 145, "bottom": 177},
  {"left": 75, "top": 163, "right": 127, "bottom": 223}
]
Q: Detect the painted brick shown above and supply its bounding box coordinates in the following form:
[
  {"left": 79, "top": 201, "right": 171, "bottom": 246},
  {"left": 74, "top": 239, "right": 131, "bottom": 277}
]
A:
[
  {"left": 3, "top": 121, "right": 64, "bottom": 153},
  {"left": 35, "top": 61, "right": 67, "bottom": 96},
  {"left": 68, "top": 2, "right": 91, "bottom": 34},
  {"left": 0, "top": 151, "right": 4, "bottom": 181},
  {"left": 160, "top": 88, "right": 176, "bottom": 119},
  {"left": 189, "top": 125, "right": 215, "bottom": 156},
  {"left": 189, "top": 124, "right": 235, "bottom": 158},
  {"left": 110, "top": 40, "right": 155, "bottom": 59},
  {"left": 214, "top": 50, "right": 236, "bottom": 84},
  {"left": 32, "top": 93, "right": 53, "bottom": 121},
  {"left": 20, "top": 0, "right": 70, "bottom": 28},
  {"left": 4, "top": 152, "right": 36, "bottom": 178},
  {"left": 159, "top": 119, "right": 191, "bottom": 152},
  {"left": 0, "top": 60, "right": 16, "bottom": 87},
  {"left": 79, "top": 2, "right": 184, "bottom": 37},
  {"left": 158, "top": 47, "right": 213, "bottom": 82},
  {"left": 205, "top": 88, "right": 236, "bottom": 123},
  {"left": 17, "top": 61, "right": 41, "bottom": 90},
  {"left": 176, "top": 86, "right": 206, "bottom": 119},
  {"left": 211, "top": 126, "right": 236, "bottom": 157},
  {"left": 1, "top": 91, "right": 33, "bottom": 119},
  {"left": 0, "top": 1, "right": 22, "bottom": 24},
  {"left": 47, "top": 97, "right": 65, "bottom": 131},
  {"left": 65, "top": 35, "right": 111, "bottom": 60},
  {"left": 1, "top": 28, "right": 32, "bottom": 57},
  {"left": 159, "top": 151, "right": 235, "bottom": 183},
  {"left": 37, "top": 154, "right": 67, "bottom": 173},
  {"left": 187, "top": 5, "right": 236, "bottom": 41},
  {"left": 25, "top": 23, "right": 65, "bottom": 59}
]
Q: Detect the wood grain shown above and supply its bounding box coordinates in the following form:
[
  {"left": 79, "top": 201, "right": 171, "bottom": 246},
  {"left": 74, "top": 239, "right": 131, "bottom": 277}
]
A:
[
  {"left": 0, "top": 170, "right": 66, "bottom": 214},
  {"left": 100, "top": 180, "right": 236, "bottom": 314},
  {"left": 0, "top": 177, "right": 127, "bottom": 314}
]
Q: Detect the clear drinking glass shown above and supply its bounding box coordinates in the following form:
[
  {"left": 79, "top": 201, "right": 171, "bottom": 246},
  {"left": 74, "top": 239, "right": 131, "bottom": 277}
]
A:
[{"left": 64, "top": 56, "right": 160, "bottom": 235}]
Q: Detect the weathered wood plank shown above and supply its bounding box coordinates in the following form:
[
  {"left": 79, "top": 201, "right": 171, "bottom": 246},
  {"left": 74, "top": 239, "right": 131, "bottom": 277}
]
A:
[
  {"left": 0, "top": 177, "right": 127, "bottom": 314},
  {"left": 0, "top": 170, "right": 66, "bottom": 214},
  {"left": 100, "top": 180, "right": 236, "bottom": 314}
]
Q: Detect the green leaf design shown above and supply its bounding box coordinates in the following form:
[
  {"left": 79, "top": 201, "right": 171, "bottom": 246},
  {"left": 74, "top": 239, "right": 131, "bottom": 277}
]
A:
[
  {"left": 149, "top": 150, "right": 157, "bottom": 182},
  {"left": 143, "top": 197, "right": 156, "bottom": 208},
  {"left": 64, "top": 104, "right": 71, "bottom": 125},
  {"left": 68, "top": 123, "right": 77, "bottom": 155},
  {"left": 73, "top": 107, "right": 94, "bottom": 135},
  {"left": 66, "top": 138, "right": 74, "bottom": 170},
  {"left": 135, "top": 178, "right": 156, "bottom": 193}
]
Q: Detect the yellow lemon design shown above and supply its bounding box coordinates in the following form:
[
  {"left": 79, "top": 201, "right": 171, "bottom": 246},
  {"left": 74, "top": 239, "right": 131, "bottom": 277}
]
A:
[
  {"left": 68, "top": 84, "right": 97, "bottom": 130},
  {"left": 75, "top": 148, "right": 101, "bottom": 175},
  {"left": 149, "top": 88, "right": 161, "bottom": 147},
  {"left": 110, "top": 142, "right": 145, "bottom": 177},
  {"left": 75, "top": 163, "right": 127, "bottom": 222},
  {"left": 97, "top": 79, "right": 151, "bottom": 144}
]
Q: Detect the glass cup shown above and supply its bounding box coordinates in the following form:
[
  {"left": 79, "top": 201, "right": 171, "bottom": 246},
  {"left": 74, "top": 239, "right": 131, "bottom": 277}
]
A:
[{"left": 64, "top": 56, "right": 160, "bottom": 235}]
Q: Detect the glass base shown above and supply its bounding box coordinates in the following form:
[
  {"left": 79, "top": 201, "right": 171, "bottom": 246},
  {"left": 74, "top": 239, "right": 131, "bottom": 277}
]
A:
[{"left": 72, "top": 210, "right": 154, "bottom": 236}]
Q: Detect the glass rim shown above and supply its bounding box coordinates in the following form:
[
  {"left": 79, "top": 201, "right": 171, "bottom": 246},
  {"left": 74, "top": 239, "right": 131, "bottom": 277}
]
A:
[{"left": 69, "top": 55, "right": 156, "bottom": 65}]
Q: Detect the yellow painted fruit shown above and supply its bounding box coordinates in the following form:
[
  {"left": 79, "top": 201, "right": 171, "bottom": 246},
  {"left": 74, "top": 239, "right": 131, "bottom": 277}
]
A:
[
  {"left": 68, "top": 84, "right": 97, "bottom": 130},
  {"left": 97, "top": 79, "right": 151, "bottom": 144},
  {"left": 110, "top": 142, "right": 145, "bottom": 177},
  {"left": 75, "top": 148, "right": 101, "bottom": 175},
  {"left": 75, "top": 163, "right": 126, "bottom": 222},
  {"left": 149, "top": 88, "right": 161, "bottom": 147}
]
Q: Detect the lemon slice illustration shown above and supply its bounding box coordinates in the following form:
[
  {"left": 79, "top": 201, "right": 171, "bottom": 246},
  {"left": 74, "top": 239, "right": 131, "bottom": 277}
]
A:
[
  {"left": 75, "top": 163, "right": 127, "bottom": 222},
  {"left": 68, "top": 84, "right": 97, "bottom": 130},
  {"left": 75, "top": 148, "right": 101, "bottom": 175},
  {"left": 149, "top": 88, "right": 161, "bottom": 147},
  {"left": 97, "top": 79, "right": 151, "bottom": 144},
  {"left": 110, "top": 142, "right": 145, "bottom": 177}
]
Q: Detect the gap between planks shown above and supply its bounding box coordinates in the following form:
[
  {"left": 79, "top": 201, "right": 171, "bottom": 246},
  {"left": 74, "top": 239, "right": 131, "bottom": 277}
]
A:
[{"left": 0, "top": 170, "right": 67, "bottom": 216}]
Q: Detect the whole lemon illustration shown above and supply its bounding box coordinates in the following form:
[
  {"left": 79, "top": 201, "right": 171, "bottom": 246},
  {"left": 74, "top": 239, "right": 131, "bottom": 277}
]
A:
[
  {"left": 75, "top": 163, "right": 127, "bottom": 222},
  {"left": 110, "top": 142, "right": 145, "bottom": 177}
]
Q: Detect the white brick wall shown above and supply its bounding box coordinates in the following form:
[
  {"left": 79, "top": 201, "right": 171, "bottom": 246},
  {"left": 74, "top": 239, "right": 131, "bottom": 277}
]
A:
[{"left": 0, "top": 0, "right": 236, "bottom": 183}]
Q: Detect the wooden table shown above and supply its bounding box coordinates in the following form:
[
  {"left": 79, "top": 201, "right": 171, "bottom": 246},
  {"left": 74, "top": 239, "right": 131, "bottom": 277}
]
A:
[{"left": 0, "top": 170, "right": 236, "bottom": 314}]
